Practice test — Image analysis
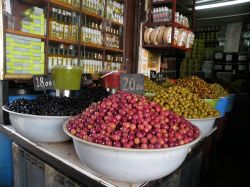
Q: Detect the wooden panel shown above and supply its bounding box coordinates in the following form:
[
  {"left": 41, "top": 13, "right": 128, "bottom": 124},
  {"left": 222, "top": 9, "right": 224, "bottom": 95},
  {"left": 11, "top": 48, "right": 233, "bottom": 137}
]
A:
[{"left": 5, "top": 29, "right": 45, "bottom": 39}]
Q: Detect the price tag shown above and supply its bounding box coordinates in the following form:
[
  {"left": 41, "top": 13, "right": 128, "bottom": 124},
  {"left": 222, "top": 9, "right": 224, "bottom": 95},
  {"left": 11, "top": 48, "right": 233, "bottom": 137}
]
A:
[
  {"left": 155, "top": 73, "right": 167, "bottom": 83},
  {"left": 120, "top": 74, "right": 144, "bottom": 94},
  {"left": 82, "top": 73, "right": 93, "bottom": 86},
  {"left": 150, "top": 70, "right": 157, "bottom": 80},
  {"left": 33, "top": 75, "right": 54, "bottom": 91}
]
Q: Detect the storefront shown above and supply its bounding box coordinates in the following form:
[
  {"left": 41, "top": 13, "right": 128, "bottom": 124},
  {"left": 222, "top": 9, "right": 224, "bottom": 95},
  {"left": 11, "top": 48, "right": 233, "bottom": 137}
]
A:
[{"left": 0, "top": 0, "right": 249, "bottom": 186}]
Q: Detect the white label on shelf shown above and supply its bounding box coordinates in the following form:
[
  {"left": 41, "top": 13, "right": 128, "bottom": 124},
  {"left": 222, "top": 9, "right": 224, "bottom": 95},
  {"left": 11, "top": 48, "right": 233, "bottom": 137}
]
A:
[
  {"left": 238, "top": 65, "right": 247, "bottom": 71},
  {"left": 226, "top": 55, "right": 233, "bottom": 61},
  {"left": 224, "top": 22, "right": 242, "bottom": 53},
  {"left": 215, "top": 53, "right": 223, "bottom": 59},
  {"left": 225, "top": 65, "right": 232, "bottom": 71},
  {"left": 215, "top": 65, "right": 223, "bottom": 70}
]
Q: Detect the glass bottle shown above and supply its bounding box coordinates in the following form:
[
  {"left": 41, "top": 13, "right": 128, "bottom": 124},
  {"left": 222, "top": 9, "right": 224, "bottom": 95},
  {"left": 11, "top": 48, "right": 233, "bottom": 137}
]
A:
[{"left": 63, "top": 11, "right": 69, "bottom": 40}]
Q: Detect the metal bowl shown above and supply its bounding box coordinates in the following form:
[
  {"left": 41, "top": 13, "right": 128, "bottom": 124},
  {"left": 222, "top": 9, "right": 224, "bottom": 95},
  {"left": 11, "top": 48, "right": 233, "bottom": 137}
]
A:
[
  {"left": 3, "top": 106, "right": 71, "bottom": 142},
  {"left": 63, "top": 123, "right": 201, "bottom": 183},
  {"left": 187, "top": 116, "right": 220, "bottom": 138}
]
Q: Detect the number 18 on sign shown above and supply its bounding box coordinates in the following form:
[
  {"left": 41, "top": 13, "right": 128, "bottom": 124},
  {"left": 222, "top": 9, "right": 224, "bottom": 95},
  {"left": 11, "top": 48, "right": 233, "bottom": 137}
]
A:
[
  {"left": 33, "top": 75, "right": 54, "bottom": 91},
  {"left": 120, "top": 74, "right": 144, "bottom": 94}
]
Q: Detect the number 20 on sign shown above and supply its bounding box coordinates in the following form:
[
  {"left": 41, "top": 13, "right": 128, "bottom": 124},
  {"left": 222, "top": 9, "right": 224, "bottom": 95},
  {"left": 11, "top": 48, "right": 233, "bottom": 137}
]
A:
[{"left": 120, "top": 74, "right": 144, "bottom": 94}]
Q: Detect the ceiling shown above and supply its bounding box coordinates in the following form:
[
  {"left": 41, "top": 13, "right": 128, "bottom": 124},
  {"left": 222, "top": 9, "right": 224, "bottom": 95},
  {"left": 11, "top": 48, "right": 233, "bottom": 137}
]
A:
[{"left": 179, "top": 0, "right": 250, "bottom": 26}]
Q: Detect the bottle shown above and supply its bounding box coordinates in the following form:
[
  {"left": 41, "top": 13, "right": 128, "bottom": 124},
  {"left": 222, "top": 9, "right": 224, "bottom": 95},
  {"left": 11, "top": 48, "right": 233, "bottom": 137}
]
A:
[
  {"left": 68, "top": 12, "right": 72, "bottom": 40},
  {"left": 63, "top": 11, "right": 69, "bottom": 39},
  {"left": 57, "top": 44, "right": 64, "bottom": 65},
  {"left": 59, "top": 10, "right": 65, "bottom": 39},
  {"left": 49, "top": 8, "right": 57, "bottom": 37},
  {"left": 52, "top": 47, "right": 58, "bottom": 67},
  {"left": 71, "top": 13, "right": 78, "bottom": 41},
  {"left": 48, "top": 47, "right": 53, "bottom": 73}
]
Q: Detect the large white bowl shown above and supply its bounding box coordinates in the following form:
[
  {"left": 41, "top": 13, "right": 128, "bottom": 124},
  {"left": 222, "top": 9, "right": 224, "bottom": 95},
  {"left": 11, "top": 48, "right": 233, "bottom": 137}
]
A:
[
  {"left": 3, "top": 106, "right": 71, "bottom": 142},
  {"left": 63, "top": 123, "right": 201, "bottom": 183},
  {"left": 187, "top": 116, "right": 220, "bottom": 138}
]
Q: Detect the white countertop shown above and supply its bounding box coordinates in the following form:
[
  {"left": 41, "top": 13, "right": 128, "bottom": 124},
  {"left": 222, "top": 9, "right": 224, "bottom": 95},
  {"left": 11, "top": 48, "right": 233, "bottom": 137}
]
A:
[{"left": 2, "top": 125, "right": 145, "bottom": 187}]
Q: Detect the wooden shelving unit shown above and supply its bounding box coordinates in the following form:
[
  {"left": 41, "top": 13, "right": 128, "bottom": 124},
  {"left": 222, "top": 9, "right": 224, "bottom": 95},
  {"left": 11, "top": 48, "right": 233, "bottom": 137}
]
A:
[
  {"left": 49, "top": 37, "right": 78, "bottom": 45},
  {"left": 142, "top": 0, "right": 195, "bottom": 51},
  {"left": 5, "top": 29, "right": 45, "bottom": 39},
  {"left": 2, "top": 0, "right": 126, "bottom": 80},
  {"left": 4, "top": 74, "right": 34, "bottom": 80},
  {"left": 49, "top": 0, "right": 80, "bottom": 12}
]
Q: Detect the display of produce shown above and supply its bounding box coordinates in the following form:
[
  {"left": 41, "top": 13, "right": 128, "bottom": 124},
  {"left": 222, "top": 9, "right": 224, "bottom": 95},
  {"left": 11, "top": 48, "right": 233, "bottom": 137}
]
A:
[
  {"left": 177, "top": 76, "right": 216, "bottom": 99},
  {"left": 161, "top": 79, "right": 175, "bottom": 88},
  {"left": 6, "top": 87, "right": 110, "bottom": 116},
  {"left": 144, "top": 76, "right": 163, "bottom": 94},
  {"left": 152, "top": 86, "right": 220, "bottom": 118},
  {"left": 144, "top": 26, "right": 195, "bottom": 49},
  {"left": 210, "top": 83, "right": 229, "bottom": 98},
  {"left": 66, "top": 91, "right": 200, "bottom": 149},
  {"left": 79, "top": 86, "right": 110, "bottom": 103}
]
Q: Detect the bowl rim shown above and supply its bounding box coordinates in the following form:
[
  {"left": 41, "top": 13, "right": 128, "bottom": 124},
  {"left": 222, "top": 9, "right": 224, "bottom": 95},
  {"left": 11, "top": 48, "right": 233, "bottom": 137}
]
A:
[
  {"left": 187, "top": 115, "right": 221, "bottom": 121},
  {"left": 63, "top": 122, "right": 202, "bottom": 152},
  {"left": 2, "top": 105, "right": 71, "bottom": 119}
]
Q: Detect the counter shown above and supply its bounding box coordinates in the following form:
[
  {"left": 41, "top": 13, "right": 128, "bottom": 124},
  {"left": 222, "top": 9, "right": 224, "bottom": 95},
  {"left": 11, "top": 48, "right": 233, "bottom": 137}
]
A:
[{"left": 0, "top": 124, "right": 217, "bottom": 187}]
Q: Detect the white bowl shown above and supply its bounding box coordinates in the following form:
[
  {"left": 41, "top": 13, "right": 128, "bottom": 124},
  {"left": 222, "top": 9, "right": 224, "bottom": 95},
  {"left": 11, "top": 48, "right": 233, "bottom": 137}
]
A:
[
  {"left": 63, "top": 123, "right": 201, "bottom": 183},
  {"left": 3, "top": 106, "right": 71, "bottom": 142},
  {"left": 187, "top": 116, "right": 220, "bottom": 138}
]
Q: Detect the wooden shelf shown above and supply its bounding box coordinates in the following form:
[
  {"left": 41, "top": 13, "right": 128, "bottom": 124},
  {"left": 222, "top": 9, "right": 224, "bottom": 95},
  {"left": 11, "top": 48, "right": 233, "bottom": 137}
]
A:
[
  {"left": 4, "top": 74, "right": 34, "bottom": 80},
  {"left": 144, "top": 21, "right": 172, "bottom": 27},
  {"left": 144, "top": 22, "right": 191, "bottom": 32},
  {"left": 105, "top": 19, "right": 124, "bottom": 27},
  {"left": 49, "top": 0, "right": 80, "bottom": 12},
  {"left": 82, "top": 9, "right": 104, "bottom": 20},
  {"left": 173, "top": 22, "right": 192, "bottom": 32},
  {"left": 20, "top": 0, "right": 46, "bottom": 7},
  {"left": 143, "top": 43, "right": 191, "bottom": 51},
  {"left": 105, "top": 46, "right": 123, "bottom": 53},
  {"left": 81, "top": 10, "right": 123, "bottom": 27},
  {"left": 49, "top": 37, "right": 78, "bottom": 45},
  {"left": 81, "top": 42, "right": 103, "bottom": 50},
  {"left": 151, "top": 0, "right": 172, "bottom": 5},
  {"left": 5, "top": 29, "right": 45, "bottom": 39}
]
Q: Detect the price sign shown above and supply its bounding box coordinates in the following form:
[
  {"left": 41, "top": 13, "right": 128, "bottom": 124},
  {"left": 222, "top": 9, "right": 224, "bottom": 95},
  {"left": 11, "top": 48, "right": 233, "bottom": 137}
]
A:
[
  {"left": 120, "top": 74, "right": 144, "bottom": 94},
  {"left": 150, "top": 70, "right": 157, "bottom": 80},
  {"left": 155, "top": 73, "right": 168, "bottom": 83},
  {"left": 33, "top": 75, "right": 54, "bottom": 91},
  {"left": 82, "top": 73, "right": 93, "bottom": 86}
]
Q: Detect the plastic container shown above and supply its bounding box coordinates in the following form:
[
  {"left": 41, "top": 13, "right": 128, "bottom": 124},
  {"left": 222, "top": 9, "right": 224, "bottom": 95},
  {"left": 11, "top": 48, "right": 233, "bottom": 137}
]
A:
[
  {"left": 64, "top": 123, "right": 201, "bottom": 183},
  {"left": 52, "top": 66, "right": 82, "bottom": 90},
  {"left": 215, "top": 97, "right": 228, "bottom": 117},
  {"left": 101, "top": 71, "right": 121, "bottom": 89},
  {"left": 203, "top": 98, "right": 219, "bottom": 108},
  {"left": 226, "top": 94, "right": 236, "bottom": 112}
]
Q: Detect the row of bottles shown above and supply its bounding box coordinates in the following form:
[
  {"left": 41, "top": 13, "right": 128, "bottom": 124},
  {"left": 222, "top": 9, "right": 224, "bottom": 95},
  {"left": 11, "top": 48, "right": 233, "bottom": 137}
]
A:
[
  {"left": 48, "top": 45, "right": 123, "bottom": 73},
  {"left": 81, "top": 21, "right": 102, "bottom": 44},
  {"left": 59, "top": 0, "right": 81, "bottom": 8},
  {"left": 106, "top": 0, "right": 124, "bottom": 24},
  {"left": 104, "top": 53, "right": 122, "bottom": 70},
  {"left": 49, "top": 8, "right": 78, "bottom": 41},
  {"left": 105, "top": 33, "right": 120, "bottom": 48},
  {"left": 80, "top": 51, "right": 103, "bottom": 74},
  {"left": 82, "top": 0, "right": 105, "bottom": 17},
  {"left": 48, "top": 44, "right": 78, "bottom": 73}
]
